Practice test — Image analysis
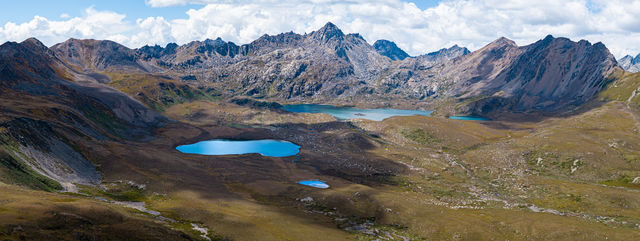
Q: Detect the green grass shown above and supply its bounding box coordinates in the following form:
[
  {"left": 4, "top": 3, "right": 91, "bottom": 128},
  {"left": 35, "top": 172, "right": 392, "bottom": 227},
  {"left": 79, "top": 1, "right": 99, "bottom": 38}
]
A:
[
  {"left": 400, "top": 128, "right": 440, "bottom": 145},
  {"left": 106, "top": 73, "right": 221, "bottom": 112},
  {"left": 601, "top": 175, "right": 640, "bottom": 189},
  {"left": 80, "top": 182, "right": 146, "bottom": 202},
  {"left": 77, "top": 100, "right": 128, "bottom": 137},
  {"left": 600, "top": 70, "right": 640, "bottom": 110},
  {"left": 0, "top": 184, "right": 195, "bottom": 240}
]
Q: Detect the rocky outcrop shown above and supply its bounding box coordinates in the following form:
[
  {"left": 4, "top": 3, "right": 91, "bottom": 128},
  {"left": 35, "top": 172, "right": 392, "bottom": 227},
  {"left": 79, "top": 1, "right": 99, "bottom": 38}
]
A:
[{"left": 374, "top": 40, "right": 410, "bottom": 61}]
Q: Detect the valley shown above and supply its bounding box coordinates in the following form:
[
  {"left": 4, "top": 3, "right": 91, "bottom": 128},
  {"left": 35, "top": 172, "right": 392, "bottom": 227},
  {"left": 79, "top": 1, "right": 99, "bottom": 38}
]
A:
[{"left": 1, "top": 22, "right": 640, "bottom": 240}]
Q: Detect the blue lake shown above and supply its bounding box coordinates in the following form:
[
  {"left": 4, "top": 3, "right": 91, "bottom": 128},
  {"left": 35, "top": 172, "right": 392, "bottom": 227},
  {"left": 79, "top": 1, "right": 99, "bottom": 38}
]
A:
[
  {"left": 297, "top": 180, "right": 330, "bottom": 189},
  {"left": 448, "top": 116, "right": 490, "bottom": 121},
  {"left": 283, "top": 104, "right": 432, "bottom": 121},
  {"left": 176, "top": 139, "right": 300, "bottom": 157}
]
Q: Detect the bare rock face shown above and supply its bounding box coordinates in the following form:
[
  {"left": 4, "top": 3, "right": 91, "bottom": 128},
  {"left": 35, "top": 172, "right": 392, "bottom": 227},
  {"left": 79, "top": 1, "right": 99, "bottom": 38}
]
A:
[
  {"left": 3, "top": 118, "right": 102, "bottom": 192},
  {"left": 374, "top": 40, "right": 410, "bottom": 61},
  {"left": 619, "top": 54, "right": 640, "bottom": 72},
  {"left": 441, "top": 37, "right": 522, "bottom": 94}
]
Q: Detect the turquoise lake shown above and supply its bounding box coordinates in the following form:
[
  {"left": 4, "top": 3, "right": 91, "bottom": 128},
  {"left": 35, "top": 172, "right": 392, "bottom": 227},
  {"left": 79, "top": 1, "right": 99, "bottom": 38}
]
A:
[
  {"left": 297, "top": 180, "right": 330, "bottom": 188},
  {"left": 282, "top": 104, "right": 432, "bottom": 121},
  {"left": 176, "top": 139, "right": 300, "bottom": 157},
  {"left": 448, "top": 116, "right": 490, "bottom": 121}
]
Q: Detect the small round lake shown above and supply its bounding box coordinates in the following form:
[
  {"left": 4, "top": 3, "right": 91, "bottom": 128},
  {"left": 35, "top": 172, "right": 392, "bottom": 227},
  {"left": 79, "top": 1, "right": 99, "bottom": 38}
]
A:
[
  {"left": 176, "top": 139, "right": 300, "bottom": 157},
  {"left": 448, "top": 116, "right": 490, "bottom": 121},
  {"left": 297, "top": 180, "right": 329, "bottom": 189},
  {"left": 282, "top": 104, "right": 432, "bottom": 121}
]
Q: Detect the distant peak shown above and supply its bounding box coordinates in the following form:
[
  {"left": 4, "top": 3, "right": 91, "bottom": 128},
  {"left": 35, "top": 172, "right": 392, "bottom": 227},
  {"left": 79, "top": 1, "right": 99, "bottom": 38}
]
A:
[
  {"left": 165, "top": 42, "right": 178, "bottom": 49},
  {"left": 58, "top": 38, "right": 114, "bottom": 47},
  {"left": 21, "top": 37, "right": 46, "bottom": 48},
  {"left": 450, "top": 45, "right": 470, "bottom": 54},
  {"left": 321, "top": 22, "right": 340, "bottom": 31},
  {"left": 374, "top": 39, "right": 409, "bottom": 61},
  {"left": 62, "top": 38, "right": 86, "bottom": 44},
  {"left": 489, "top": 37, "right": 517, "bottom": 47},
  {"left": 374, "top": 39, "right": 394, "bottom": 45},
  {"left": 312, "top": 22, "right": 344, "bottom": 42},
  {"left": 446, "top": 45, "right": 468, "bottom": 52},
  {"left": 204, "top": 37, "right": 226, "bottom": 46}
]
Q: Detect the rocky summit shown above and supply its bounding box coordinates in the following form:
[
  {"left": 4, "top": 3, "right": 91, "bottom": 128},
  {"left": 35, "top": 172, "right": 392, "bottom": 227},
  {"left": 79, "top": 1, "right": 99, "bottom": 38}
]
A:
[
  {"left": 374, "top": 39, "right": 410, "bottom": 61},
  {"left": 1, "top": 21, "right": 640, "bottom": 241}
]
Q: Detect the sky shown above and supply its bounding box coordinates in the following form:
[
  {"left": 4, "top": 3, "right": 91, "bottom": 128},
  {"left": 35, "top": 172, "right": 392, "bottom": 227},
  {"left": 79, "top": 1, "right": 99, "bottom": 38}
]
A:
[{"left": 1, "top": 0, "right": 640, "bottom": 58}]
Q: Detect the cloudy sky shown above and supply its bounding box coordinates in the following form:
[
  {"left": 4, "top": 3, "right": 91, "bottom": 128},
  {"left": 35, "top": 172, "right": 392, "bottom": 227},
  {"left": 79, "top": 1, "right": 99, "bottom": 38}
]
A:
[{"left": 1, "top": 0, "right": 640, "bottom": 58}]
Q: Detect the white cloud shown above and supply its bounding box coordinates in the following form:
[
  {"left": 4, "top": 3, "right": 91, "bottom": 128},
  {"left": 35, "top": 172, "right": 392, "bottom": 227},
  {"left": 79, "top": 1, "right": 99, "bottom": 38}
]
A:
[
  {"left": 60, "top": 13, "right": 70, "bottom": 19},
  {"left": 3, "top": 0, "right": 640, "bottom": 58},
  {"left": 0, "top": 7, "right": 130, "bottom": 46},
  {"left": 131, "top": 16, "right": 175, "bottom": 45}
]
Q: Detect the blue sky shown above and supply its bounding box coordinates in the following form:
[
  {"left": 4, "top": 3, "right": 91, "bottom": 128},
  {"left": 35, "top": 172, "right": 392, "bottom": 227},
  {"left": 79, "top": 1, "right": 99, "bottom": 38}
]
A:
[
  {"left": 0, "top": 1, "right": 195, "bottom": 24},
  {"left": 0, "top": 0, "right": 441, "bottom": 24},
  {"left": 1, "top": 0, "right": 639, "bottom": 58}
]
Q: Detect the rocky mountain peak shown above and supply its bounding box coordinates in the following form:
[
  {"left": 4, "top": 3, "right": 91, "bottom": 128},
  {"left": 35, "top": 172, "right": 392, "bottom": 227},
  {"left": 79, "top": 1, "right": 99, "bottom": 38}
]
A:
[
  {"left": 488, "top": 37, "right": 517, "bottom": 48},
  {"left": 20, "top": 37, "right": 48, "bottom": 50},
  {"left": 51, "top": 38, "right": 141, "bottom": 72},
  {"left": 204, "top": 37, "right": 226, "bottom": 46},
  {"left": 311, "top": 22, "right": 345, "bottom": 42},
  {"left": 373, "top": 39, "right": 410, "bottom": 61},
  {"left": 426, "top": 45, "right": 470, "bottom": 57},
  {"left": 417, "top": 44, "right": 470, "bottom": 65},
  {"left": 0, "top": 38, "right": 60, "bottom": 84},
  {"left": 619, "top": 53, "right": 640, "bottom": 72},
  {"left": 462, "top": 35, "right": 619, "bottom": 113},
  {"left": 621, "top": 55, "right": 634, "bottom": 62}
]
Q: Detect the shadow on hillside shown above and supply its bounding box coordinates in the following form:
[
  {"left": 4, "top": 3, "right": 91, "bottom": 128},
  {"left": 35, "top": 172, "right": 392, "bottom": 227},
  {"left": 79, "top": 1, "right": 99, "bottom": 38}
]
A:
[{"left": 470, "top": 97, "right": 609, "bottom": 125}]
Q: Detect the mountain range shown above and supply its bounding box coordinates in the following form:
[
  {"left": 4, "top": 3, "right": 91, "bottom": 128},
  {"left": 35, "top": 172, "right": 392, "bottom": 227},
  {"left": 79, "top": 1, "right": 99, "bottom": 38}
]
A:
[
  {"left": 2, "top": 21, "right": 640, "bottom": 240},
  {"left": 7, "top": 22, "right": 616, "bottom": 119}
]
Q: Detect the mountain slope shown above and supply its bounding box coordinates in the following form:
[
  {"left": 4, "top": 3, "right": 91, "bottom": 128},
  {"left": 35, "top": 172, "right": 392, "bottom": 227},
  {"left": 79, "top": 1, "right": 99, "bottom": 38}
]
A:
[
  {"left": 443, "top": 35, "right": 619, "bottom": 115},
  {"left": 0, "top": 38, "right": 168, "bottom": 191}
]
